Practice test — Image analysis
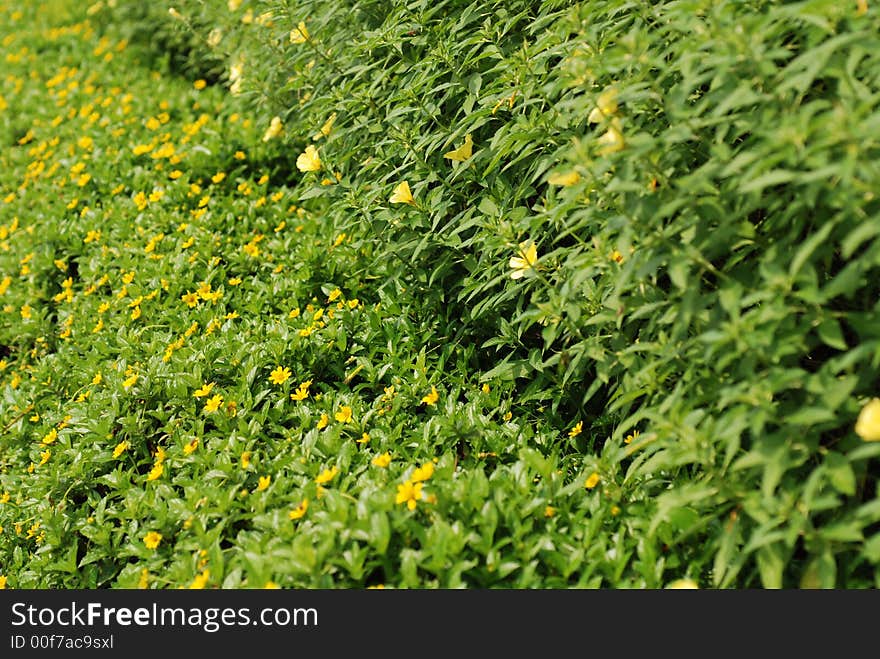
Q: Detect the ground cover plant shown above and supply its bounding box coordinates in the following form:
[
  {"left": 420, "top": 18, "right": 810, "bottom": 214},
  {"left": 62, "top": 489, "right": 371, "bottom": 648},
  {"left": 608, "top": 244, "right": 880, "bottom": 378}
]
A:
[{"left": 0, "top": 0, "right": 879, "bottom": 589}]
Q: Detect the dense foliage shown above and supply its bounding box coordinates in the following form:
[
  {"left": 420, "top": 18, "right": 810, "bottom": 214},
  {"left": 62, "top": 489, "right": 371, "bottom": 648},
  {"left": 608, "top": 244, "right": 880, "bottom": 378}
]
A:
[{"left": 1, "top": 0, "right": 879, "bottom": 589}]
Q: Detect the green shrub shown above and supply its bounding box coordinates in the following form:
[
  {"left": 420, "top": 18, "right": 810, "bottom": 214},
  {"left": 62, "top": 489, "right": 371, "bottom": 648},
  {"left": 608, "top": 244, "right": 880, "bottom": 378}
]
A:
[{"left": 1, "top": 0, "right": 878, "bottom": 588}]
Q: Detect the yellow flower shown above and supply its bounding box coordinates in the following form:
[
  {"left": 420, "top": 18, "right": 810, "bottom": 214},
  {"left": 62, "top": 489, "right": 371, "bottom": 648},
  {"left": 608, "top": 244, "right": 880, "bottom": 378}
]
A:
[
  {"left": 544, "top": 506, "right": 556, "bottom": 518},
  {"left": 181, "top": 291, "right": 199, "bottom": 308},
  {"left": 262, "top": 116, "right": 283, "bottom": 142},
  {"left": 666, "top": 578, "right": 699, "bottom": 589},
  {"left": 597, "top": 118, "right": 625, "bottom": 155},
  {"left": 289, "top": 21, "right": 309, "bottom": 43},
  {"left": 0, "top": 575, "right": 6, "bottom": 589},
  {"left": 410, "top": 461, "right": 434, "bottom": 482},
  {"left": 289, "top": 499, "right": 309, "bottom": 520},
  {"left": 240, "top": 451, "right": 251, "bottom": 470},
  {"left": 335, "top": 405, "right": 353, "bottom": 423},
  {"left": 122, "top": 374, "right": 138, "bottom": 389},
  {"left": 194, "top": 382, "right": 215, "bottom": 397},
  {"left": 143, "top": 531, "right": 162, "bottom": 550},
  {"left": 91, "top": 372, "right": 102, "bottom": 385},
  {"left": 290, "top": 380, "right": 312, "bottom": 401},
  {"left": 443, "top": 133, "right": 473, "bottom": 162},
  {"left": 315, "top": 466, "right": 338, "bottom": 484},
  {"left": 183, "top": 438, "right": 199, "bottom": 455},
  {"left": 584, "top": 471, "right": 600, "bottom": 489},
  {"left": 316, "top": 413, "right": 329, "bottom": 429},
  {"left": 855, "top": 398, "right": 880, "bottom": 441},
  {"left": 389, "top": 181, "right": 416, "bottom": 206},
  {"left": 547, "top": 171, "right": 581, "bottom": 186},
  {"left": 112, "top": 441, "right": 128, "bottom": 458},
  {"left": 857, "top": 0, "right": 868, "bottom": 16},
  {"left": 204, "top": 394, "right": 224, "bottom": 413},
  {"left": 41, "top": 428, "right": 58, "bottom": 445},
  {"left": 587, "top": 87, "right": 619, "bottom": 124},
  {"left": 194, "top": 79, "right": 207, "bottom": 90},
  {"left": 568, "top": 421, "right": 583, "bottom": 438},
  {"left": 269, "top": 366, "right": 292, "bottom": 386},
  {"left": 624, "top": 430, "right": 640, "bottom": 444},
  {"left": 395, "top": 480, "right": 423, "bottom": 510},
  {"left": 313, "top": 113, "right": 336, "bottom": 141},
  {"left": 421, "top": 385, "right": 439, "bottom": 406},
  {"left": 189, "top": 570, "right": 210, "bottom": 589},
  {"left": 39, "top": 449, "right": 51, "bottom": 465},
  {"left": 296, "top": 145, "right": 322, "bottom": 172},
  {"left": 146, "top": 462, "right": 163, "bottom": 481},
  {"left": 256, "top": 475, "right": 271, "bottom": 492},
  {"left": 509, "top": 241, "right": 538, "bottom": 279},
  {"left": 371, "top": 452, "right": 391, "bottom": 468}
]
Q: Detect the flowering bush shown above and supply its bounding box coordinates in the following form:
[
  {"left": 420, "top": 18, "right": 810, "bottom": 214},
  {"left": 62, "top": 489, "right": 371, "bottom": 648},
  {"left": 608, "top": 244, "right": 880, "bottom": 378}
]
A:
[{"left": 0, "top": 0, "right": 878, "bottom": 589}]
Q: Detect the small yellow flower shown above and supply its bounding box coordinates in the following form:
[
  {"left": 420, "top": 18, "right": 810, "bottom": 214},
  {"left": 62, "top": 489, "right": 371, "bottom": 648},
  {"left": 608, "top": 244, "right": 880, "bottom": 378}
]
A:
[
  {"left": 395, "top": 480, "right": 423, "bottom": 510},
  {"left": 256, "top": 475, "right": 271, "bottom": 492},
  {"left": 421, "top": 385, "right": 439, "bottom": 406},
  {"left": 112, "top": 441, "right": 128, "bottom": 458},
  {"left": 313, "top": 113, "right": 336, "bottom": 141},
  {"left": 181, "top": 291, "right": 199, "bottom": 308},
  {"left": 316, "top": 413, "right": 329, "bottom": 429},
  {"left": 289, "top": 21, "right": 309, "bottom": 43},
  {"left": 856, "top": 398, "right": 880, "bottom": 441},
  {"left": 443, "top": 134, "right": 473, "bottom": 162},
  {"left": 509, "top": 241, "right": 538, "bottom": 280},
  {"left": 335, "top": 405, "right": 353, "bottom": 423},
  {"left": 588, "top": 87, "right": 619, "bottom": 124},
  {"left": 389, "top": 181, "right": 416, "bottom": 206},
  {"left": 122, "top": 374, "right": 138, "bottom": 389},
  {"left": 91, "top": 372, "right": 102, "bottom": 385},
  {"left": 143, "top": 531, "right": 162, "bottom": 550},
  {"left": 597, "top": 118, "right": 625, "bottom": 155},
  {"left": 240, "top": 451, "right": 251, "bottom": 470},
  {"left": 547, "top": 171, "right": 581, "bottom": 186},
  {"left": 289, "top": 499, "right": 309, "bottom": 520},
  {"left": 194, "top": 382, "right": 215, "bottom": 397},
  {"left": 41, "top": 428, "right": 58, "bottom": 445},
  {"left": 189, "top": 570, "right": 210, "bottom": 589},
  {"left": 296, "top": 145, "right": 322, "bottom": 172},
  {"left": 568, "top": 421, "right": 583, "bottom": 438},
  {"left": 666, "top": 578, "right": 699, "bottom": 589},
  {"left": 0, "top": 575, "right": 6, "bottom": 589},
  {"left": 371, "top": 452, "right": 391, "bottom": 468},
  {"left": 184, "top": 438, "right": 199, "bottom": 455},
  {"left": 410, "top": 461, "right": 434, "bottom": 482},
  {"left": 290, "top": 380, "right": 312, "bottom": 401},
  {"left": 624, "top": 430, "right": 640, "bottom": 444},
  {"left": 204, "top": 394, "right": 224, "bottom": 413},
  {"left": 315, "top": 466, "right": 338, "bottom": 484},
  {"left": 262, "top": 116, "right": 283, "bottom": 142},
  {"left": 269, "top": 366, "right": 292, "bottom": 386},
  {"left": 584, "top": 472, "right": 600, "bottom": 489},
  {"left": 146, "top": 462, "right": 163, "bottom": 481},
  {"left": 544, "top": 505, "right": 556, "bottom": 518},
  {"left": 194, "top": 79, "right": 207, "bottom": 90}
]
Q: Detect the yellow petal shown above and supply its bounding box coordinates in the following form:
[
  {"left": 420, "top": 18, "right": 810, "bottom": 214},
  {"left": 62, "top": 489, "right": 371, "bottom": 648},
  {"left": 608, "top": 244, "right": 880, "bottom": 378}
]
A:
[
  {"left": 856, "top": 398, "right": 880, "bottom": 441},
  {"left": 547, "top": 171, "right": 581, "bottom": 186},
  {"left": 389, "top": 181, "right": 415, "bottom": 205},
  {"left": 296, "top": 145, "right": 322, "bottom": 172},
  {"left": 443, "top": 134, "right": 473, "bottom": 162}
]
